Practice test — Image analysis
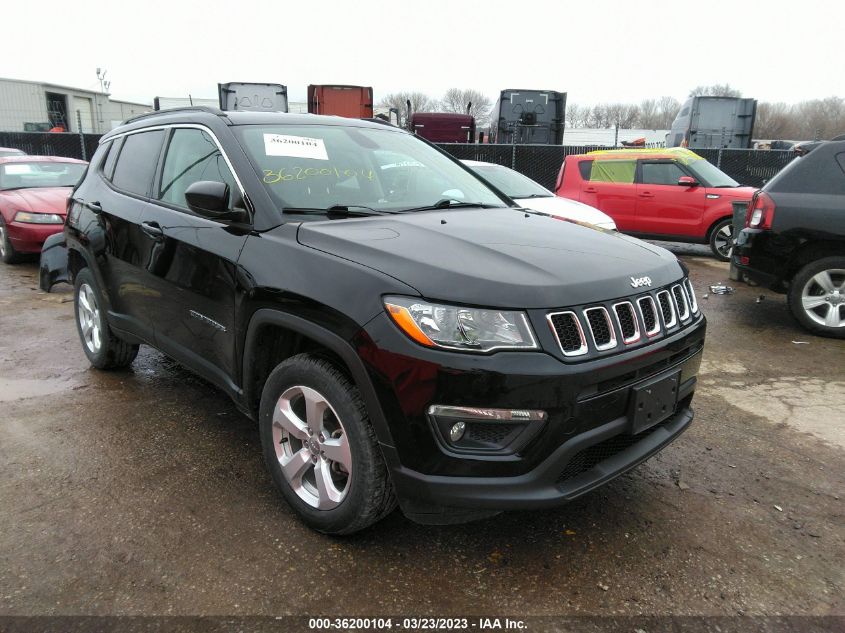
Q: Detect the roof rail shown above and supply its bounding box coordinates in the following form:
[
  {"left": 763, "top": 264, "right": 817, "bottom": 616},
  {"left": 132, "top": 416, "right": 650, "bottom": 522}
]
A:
[{"left": 122, "top": 105, "right": 226, "bottom": 125}]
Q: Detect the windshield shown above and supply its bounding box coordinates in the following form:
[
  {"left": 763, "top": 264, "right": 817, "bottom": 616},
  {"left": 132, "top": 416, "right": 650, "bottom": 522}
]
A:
[
  {"left": 468, "top": 164, "right": 552, "bottom": 198},
  {"left": 686, "top": 158, "right": 739, "bottom": 188},
  {"left": 0, "top": 149, "right": 25, "bottom": 157},
  {"left": 0, "top": 161, "right": 86, "bottom": 190},
  {"left": 234, "top": 124, "right": 507, "bottom": 213}
]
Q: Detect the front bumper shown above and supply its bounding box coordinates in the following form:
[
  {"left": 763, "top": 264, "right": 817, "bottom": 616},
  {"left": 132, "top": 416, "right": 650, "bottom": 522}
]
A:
[
  {"left": 7, "top": 220, "right": 65, "bottom": 254},
  {"left": 359, "top": 306, "right": 706, "bottom": 514}
]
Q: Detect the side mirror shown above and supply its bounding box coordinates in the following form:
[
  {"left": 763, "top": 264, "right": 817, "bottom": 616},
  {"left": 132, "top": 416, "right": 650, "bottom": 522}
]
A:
[
  {"left": 678, "top": 176, "right": 699, "bottom": 187},
  {"left": 184, "top": 181, "right": 245, "bottom": 222}
]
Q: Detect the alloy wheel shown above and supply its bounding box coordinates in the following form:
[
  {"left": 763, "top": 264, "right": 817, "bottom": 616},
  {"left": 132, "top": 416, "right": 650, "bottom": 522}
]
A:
[
  {"left": 272, "top": 385, "right": 352, "bottom": 510},
  {"left": 77, "top": 283, "right": 103, "bottom": 353},
  {"left": 713, "top": 223, "right": 733, "bottom": 259},
  {"left": 801, "top": 268, "right": 845, "bottom": 328},
  {"left": 0, "top": 225, "right": 6, "bottom": 257}
]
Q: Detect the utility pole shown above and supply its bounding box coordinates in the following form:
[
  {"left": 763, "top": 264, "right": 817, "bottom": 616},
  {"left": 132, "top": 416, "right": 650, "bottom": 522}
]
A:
[{"left": 96, "top": 68, "right": 110, "bottom": 132}]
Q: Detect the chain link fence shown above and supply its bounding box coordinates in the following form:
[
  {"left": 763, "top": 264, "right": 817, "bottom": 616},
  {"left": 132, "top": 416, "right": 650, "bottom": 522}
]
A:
[
  {"left": 0, "top": 131, "right": 101, "bottom": 161},
  {"left": 0, "top": 130, "right": 799, "bottom": 189},
  {"left": 437, "top": 144, "right": 799, "bottom": 190}
]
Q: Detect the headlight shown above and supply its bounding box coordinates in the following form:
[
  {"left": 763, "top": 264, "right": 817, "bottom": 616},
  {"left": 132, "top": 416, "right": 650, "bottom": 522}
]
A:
[
  {"left": 14, "top": 211, "right": 64, "bottom": 224},
  {"left": 384, "top": 296, "right": 538, "bottom": 352}
]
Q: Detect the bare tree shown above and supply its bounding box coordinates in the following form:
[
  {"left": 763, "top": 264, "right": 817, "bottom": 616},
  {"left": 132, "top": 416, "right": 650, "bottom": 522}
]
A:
[
  {"left": 754, "top": 102, "right": 793, "bottom": 139},
  {"left": 566, "top": 103, "right": 590, "bottom": 128},
  {"left": 440, "top": 88, "right": 493, "bottom": 126},
  {"left": 688, "top": 84, "right": 742, "bottom": 98},
  {"left": 378, "top": 91, "right": 438, "bottom": 126},
  {"left": 655, "top": 96, "right": 681, "bottom": 128}
]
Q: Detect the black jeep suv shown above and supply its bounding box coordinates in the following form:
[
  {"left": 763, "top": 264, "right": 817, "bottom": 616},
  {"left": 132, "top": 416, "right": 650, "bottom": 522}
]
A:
[
  {"left": 65, "top": 107, "right": 706, "bottom": 533},
  {"left": 735, "top": 140, "right": 845, "bottom": 338}
]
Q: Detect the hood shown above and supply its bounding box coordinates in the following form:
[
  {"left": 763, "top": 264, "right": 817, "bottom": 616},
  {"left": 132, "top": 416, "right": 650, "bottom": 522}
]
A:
[
  {"left": 0, "top": 187, "right": 72, "bottom": 214},
  {"left": 707, "top": 186, "right": 756, "bottom": 199},
  {"left": 514, "top": 195, "right": 616, "bottom": 228},
  {"left": 297, "top": 208, "right": 684, "bottom": 309}
]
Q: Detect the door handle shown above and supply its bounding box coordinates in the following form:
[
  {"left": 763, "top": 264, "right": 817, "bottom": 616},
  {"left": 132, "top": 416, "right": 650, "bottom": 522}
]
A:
[
  {"left": 584, "top": 187, "right": 597, "bottom": 193},
  {"left": 639, "top": 192, "right": 655, "bottom": 198},
  {"left": 140, "top": 221, "right": 164, "bottom": 240},
  {"left": 86, "top": 201, "right": 103, "bottom": 214}
]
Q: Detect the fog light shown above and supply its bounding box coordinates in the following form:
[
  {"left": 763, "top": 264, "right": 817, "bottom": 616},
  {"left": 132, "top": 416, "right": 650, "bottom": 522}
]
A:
[{"left": 449, "top": 421, "right": 466, "bottom": 442}]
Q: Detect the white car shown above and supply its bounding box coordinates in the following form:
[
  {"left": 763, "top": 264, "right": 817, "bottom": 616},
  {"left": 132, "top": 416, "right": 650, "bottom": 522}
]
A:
[{"left": 462, "top": 160, "right": 617, "bottom": 230}]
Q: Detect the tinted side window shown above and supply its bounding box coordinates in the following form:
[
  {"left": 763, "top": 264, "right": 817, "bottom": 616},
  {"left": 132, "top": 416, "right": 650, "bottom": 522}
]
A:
[
  {"left": 836, "top": 152, "right": 845, "bottom": 177},
  {"left": 111, "top": 130, "right": 164, "bottom": 196},
  {"left": 641, "top": 161, "right": 686, "bottom": 185},
  {"left": 589, "top": 160, "right": 635, "bottom": 184},
  {"left": 101, "top": 137, "right": 122, "bottom": 180},
  {"left": 158, "top": 128, "right": 237, "bottom": 210},
  {"left": 578, "top": 160, "right": 593, "bottom": 180}
]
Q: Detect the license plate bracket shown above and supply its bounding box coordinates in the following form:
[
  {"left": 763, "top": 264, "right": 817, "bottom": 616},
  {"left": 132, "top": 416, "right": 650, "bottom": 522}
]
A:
[{"left": 629, "top": 371, "right": 680, "bottom": 434}]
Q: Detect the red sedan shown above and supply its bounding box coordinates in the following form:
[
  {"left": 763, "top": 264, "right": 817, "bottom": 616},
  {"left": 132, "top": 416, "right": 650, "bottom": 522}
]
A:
[
  {"left": 555, "top": 148, "right": 756, "bottom": 260},
  {"left": 0, "top": 156, "right": 87, "bottom": 263}
]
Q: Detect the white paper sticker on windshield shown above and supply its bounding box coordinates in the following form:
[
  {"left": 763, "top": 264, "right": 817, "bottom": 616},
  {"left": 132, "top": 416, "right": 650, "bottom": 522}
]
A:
[{"left": 263, "top": 134, "right": 328, "bottom": 160}]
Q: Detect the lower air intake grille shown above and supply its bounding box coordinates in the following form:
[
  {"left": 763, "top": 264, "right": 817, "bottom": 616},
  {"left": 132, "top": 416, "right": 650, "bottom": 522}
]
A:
[
  {"left": 556, "top": 421, "right": 668, "bottom": 484},
  {"left": 467, "top": 423, "right": 516, "bottom": 444},
  {"left": 549, "top": 311, "right": 586, "bottom": 354}
]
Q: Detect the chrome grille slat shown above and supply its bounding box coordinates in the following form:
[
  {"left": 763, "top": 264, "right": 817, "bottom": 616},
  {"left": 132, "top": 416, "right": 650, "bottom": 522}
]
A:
[
  {"left": 637, "top": 295, "right": 660, "bottom": 337},
  {"left": 583, "top": 307, "right": 617, "bottom": 351},
  {"left": 656, "top": 290, "right": 677, "bottom": 328},
  {"left": 672, "top": 284, "right": 690, "bottom": 321},
  {"left": 684, "top": 278, "right": 698, "bottom": 313},
  {"left": 546, "top": 311, "right": 588, "bottom": 356},
  {"left": 613, "top": 301, "right": 640, "bottom": 344}
]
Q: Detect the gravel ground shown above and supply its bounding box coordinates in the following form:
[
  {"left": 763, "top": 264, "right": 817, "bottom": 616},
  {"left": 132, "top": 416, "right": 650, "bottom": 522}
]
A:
[{"left": 0, "top": 248, "right": 842, "bottom": 628}]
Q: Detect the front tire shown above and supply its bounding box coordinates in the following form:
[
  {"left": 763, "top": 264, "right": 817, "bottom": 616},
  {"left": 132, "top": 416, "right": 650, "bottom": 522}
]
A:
[
  {"left": 708, "top": 218, "right": 734, "bottom": 262},
  {"left": 787, "top": 257, "right": 845, "bottom": 339},
  {"left": 73, "top": 268, "right": 139, "bottom": 368},
  {"left": 259, "top": 354, "right": 396, "bottom": 534},
  {"left": 0, "top": 216, "right": 20, "bottom": 264}
]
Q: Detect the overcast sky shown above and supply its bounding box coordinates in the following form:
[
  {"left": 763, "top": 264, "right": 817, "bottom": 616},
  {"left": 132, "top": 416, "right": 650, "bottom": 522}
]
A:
[{"left": 1, "top": 0, "right": 841, "bottom": 106}]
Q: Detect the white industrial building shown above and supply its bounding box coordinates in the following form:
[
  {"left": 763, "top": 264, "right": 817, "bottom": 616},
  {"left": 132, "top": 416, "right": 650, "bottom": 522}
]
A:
[{"left": 0, "top": 77, "right": 150, "bottom": 134}]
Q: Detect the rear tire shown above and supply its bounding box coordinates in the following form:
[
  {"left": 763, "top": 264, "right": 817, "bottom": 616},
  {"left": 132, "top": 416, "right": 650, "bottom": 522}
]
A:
[
  {"left": 787, "top": 257, "right": 845, "bottom": 339},
  {"left": 73, "top": 268, "right": 139, "bottom": 368},
  {"left": 708, "top": 218, "right": 733, "bottom": 262},
  {"left": 259, "top": 353, "right": 396, "bottom": 534},
  {"left": 0, "top": 216, "right": 20, "bottom": 264}
]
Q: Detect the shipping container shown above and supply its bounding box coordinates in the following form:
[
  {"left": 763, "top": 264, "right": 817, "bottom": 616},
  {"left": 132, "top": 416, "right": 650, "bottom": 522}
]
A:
[
  {"left": 307, "top": 85, "right": 373, "bottom": 118},
  {"left": 667, "top": 96, "right": 757, "bottom": 149},
  {"left": 490, "top": 89, "right": 566, "bottom": 144},
  {"left": 217, "top": 82, "right": 288, "bottom": 112},
  {"left": 410, "top": 112, "right": 475, "bottom": 143}
]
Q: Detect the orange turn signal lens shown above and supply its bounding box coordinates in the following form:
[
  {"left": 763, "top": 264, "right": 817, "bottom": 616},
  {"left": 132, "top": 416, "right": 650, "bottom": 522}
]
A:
[{"left": 385, "top": 303, "right": 435, "bottom": 347}]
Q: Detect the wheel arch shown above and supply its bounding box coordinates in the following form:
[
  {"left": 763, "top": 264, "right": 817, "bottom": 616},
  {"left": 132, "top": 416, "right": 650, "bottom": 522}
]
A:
[
  {"left": 786, "top": 240, "right": 845, "bottom": 284},
  {"left": 242, "top": 309, "right": 396, "bottom": 450}
]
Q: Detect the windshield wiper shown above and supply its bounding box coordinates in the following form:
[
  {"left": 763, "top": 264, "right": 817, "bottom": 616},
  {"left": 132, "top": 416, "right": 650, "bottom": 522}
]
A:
[
  {"left": 399, "top": 199, "right": 502, "bottom": 213},
  {"left": 517, "top": 193, "right": 554, "bottom": 199},
  {"left": 283, "top": 204, "right": 392, "bottom": 217}
]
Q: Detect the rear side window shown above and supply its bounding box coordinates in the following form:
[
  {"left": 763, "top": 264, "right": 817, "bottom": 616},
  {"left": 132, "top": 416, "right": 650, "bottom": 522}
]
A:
[
  {"left": 589, "top": 160, "right": 635, "bottom": 184},
  {"left": 837, "top": 152, "right": 845, "bottom": 177},
  {"left": 578, "top": 160, "right": 593, "bottom": 180},
  {"left": 101, "top": 137, "right": 122, "bottom": 180},
  {"left": 640, "top": 161, "right": 686, "bottom": 186},
  {"left": 158, "top": 128, "right": 238, "bottom": 211},
  {"left": 111, "top": 130, "right": 164, "bottom": 196}
]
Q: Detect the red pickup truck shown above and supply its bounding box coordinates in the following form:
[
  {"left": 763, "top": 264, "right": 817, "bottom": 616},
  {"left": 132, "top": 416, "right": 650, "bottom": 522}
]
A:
[{"left": 555, "top": 148, "right": 755, "bottom": 260}]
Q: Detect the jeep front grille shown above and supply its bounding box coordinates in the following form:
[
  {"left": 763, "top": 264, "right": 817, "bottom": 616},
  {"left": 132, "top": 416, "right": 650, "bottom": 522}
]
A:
[
  {"left": 546, "top": 279, "right": 699, "bottom": 360},
  {"left": 637, "top": 296, "right": 660, "bottom": 337},
  {"left": 613, "top": 301, "right": 640, "bottom": 344},
  {"left": 656, "top": 290, "right": 677, "bottom": 328},
  {"left": 672, "top": 284, "right": 690, "bottom": 321},
  {"left": 546, "top": 311, "right": 588, "bottom": 356},
  {"left": 584, "top": 307, "right": 617, "bottom": 350}
]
